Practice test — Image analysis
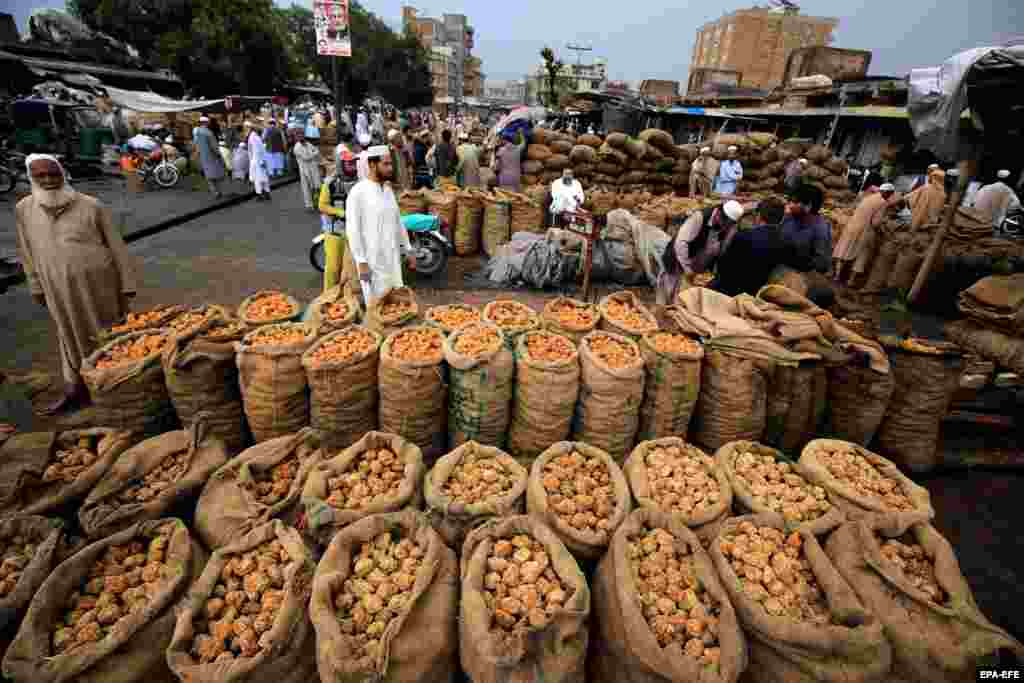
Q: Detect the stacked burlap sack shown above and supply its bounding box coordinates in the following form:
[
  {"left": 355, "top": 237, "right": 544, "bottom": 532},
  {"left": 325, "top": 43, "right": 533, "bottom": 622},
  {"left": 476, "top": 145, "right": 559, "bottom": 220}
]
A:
[{"left": 945, "top": 273, "right": 1024, "bottom": 376}]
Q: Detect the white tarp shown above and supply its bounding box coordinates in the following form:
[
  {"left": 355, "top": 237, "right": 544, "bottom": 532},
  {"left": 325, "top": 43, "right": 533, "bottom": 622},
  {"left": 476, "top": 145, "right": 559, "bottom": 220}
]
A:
[{"left": 103, "top": 85, "right": 221, "bottom": 113}]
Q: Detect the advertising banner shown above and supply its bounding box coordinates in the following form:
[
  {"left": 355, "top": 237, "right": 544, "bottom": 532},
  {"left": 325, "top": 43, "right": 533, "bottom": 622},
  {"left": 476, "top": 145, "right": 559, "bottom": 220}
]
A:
[{"left": 314, "top": 0, "right": 351, "bottom": 57}]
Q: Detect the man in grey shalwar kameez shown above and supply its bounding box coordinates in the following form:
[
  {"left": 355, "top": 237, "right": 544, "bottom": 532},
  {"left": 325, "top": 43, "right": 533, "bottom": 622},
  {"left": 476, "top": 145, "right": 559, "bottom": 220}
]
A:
[{"left": 193, "top": 116, "right": 227, "bottom": 198}]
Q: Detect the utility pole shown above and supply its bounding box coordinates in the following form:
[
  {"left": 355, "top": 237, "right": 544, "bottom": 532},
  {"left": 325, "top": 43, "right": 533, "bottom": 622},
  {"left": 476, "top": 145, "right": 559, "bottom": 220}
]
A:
[{"left": 566, "top": 43, "right": 592, "bottom": 93}]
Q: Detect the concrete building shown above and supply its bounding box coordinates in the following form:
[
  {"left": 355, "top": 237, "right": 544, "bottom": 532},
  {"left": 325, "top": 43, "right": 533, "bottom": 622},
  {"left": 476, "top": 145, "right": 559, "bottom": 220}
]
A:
[
  {"left": 639, "top": 79, "right": 680, "bottom": 105},
  {"left": 690, "top": 5, "right": 838, "bottom": 91},
  {"left": 402, "top": 6, "right": 483, "bottom": 106},
  {"left": 529, "top": 57, "right": 608, "bottom": 105},
  {"left": 485, "top": 79, "right": 527, "bottom": 104}
]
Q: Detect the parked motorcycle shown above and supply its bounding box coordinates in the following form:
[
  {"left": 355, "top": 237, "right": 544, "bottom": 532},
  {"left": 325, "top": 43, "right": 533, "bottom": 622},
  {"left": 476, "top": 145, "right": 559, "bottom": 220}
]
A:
[
  {"left": 0, "top": 142, "right": 28, "bottom": 194},
  {"left": 310, "top": 213, "right": 451, "bottom": 278},
  {"left": 135, "top": 148, "right": 180, "bottom": 188}
]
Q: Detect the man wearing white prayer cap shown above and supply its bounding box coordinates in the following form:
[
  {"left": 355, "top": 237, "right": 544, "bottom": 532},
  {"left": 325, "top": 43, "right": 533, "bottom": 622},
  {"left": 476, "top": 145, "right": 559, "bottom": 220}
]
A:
[
  {"left": 656, "top": 198, "right": 745, "bottom": 303},
  {"left": 15, "top": 154, "right": 137, "bottom": 414},
  {"left": 246, "top": 119, "right": 271, "bottom": 199},
  {"left": 714, "top": 145, "right": 743, "bottom": 195},
  {"left": 974, "top": 169, "right": 1021, "bottom": 229},
  {"left": 689, "top": 145, "right": 715, "bottom": 197},
  {"left": 833, "top": 182, "right": 899, "bottom": 286},
  {"left": 345, "top": 144, "right": 416, "bottom": 303}
]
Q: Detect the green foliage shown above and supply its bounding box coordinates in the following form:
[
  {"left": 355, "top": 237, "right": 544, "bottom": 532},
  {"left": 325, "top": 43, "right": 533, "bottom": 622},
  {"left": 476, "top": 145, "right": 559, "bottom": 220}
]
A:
[{"left": 540, "top": 46, "right": 565, "bottom": 108}]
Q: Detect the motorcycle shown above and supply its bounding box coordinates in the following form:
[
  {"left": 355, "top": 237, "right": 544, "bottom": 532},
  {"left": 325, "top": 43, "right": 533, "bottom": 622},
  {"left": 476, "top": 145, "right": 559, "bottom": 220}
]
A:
[
  {"left": 0, "top": 142, "right": 28, "bottom": 194},
  {"left": 135, "top": 148, "right": 180, "bottom": 189},
  {"left": 310, "top": 213, "right": 451, "bottom": 278},
  {"left": 1001, "top": 207, "right": 1023, "bottom": 238}
]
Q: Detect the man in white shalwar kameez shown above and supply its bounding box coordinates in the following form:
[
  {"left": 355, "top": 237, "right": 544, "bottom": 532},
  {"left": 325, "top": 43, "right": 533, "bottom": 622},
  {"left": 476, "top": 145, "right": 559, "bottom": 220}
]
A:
[
  {"left": 246, "top": 121, "right": 271, "bottom": 200},
  {"left": 345, "top": 145, "right": 415, "bottom": 303},
  {"left": 291, "top": 131, "right": 321, "bottom": 210}
]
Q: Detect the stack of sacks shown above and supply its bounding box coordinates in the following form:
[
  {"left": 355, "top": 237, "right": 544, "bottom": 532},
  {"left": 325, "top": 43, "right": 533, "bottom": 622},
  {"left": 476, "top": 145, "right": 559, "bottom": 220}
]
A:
[
  {"left": 945, "top": 274, "right": 1024, "bottom": 375},
  {"left": 772, "top": 138, "right": 857, "bottom": 204}
]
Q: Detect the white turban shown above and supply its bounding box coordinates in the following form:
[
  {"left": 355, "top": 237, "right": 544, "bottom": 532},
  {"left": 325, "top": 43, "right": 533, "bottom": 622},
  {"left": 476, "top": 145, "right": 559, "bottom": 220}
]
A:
[
  {"left": 722, "top": 199, "right": 744, "bottom": 222},
  {"left": 879, "top": 182, "right": 896, "bottom": 192},
  {"left": 997, "top": 169, "right": 1010, "bottom": 179},
  {"left": 799, "top": 158, "right": 808, "bottom": 165},
  {"left": 366, "top": 145, "right": 389, "bottom": 159},
  {"left": 26, "top": 153, "right": 74, "bottom": 206},
  {"left": 727, "top": 145, "right": 738, "bottom": 152}
]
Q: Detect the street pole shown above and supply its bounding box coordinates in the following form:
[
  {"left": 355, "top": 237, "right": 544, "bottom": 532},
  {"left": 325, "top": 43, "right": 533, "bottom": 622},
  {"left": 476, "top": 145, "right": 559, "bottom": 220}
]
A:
[{"left": 332, "top": 56, "right": 340, "bottom": 117}]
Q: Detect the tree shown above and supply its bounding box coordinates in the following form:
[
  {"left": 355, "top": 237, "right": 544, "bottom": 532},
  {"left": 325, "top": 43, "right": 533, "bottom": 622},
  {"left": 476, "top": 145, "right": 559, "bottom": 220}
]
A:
[{"left": 540, "top": 46, "right": 565, "bottom": 108}]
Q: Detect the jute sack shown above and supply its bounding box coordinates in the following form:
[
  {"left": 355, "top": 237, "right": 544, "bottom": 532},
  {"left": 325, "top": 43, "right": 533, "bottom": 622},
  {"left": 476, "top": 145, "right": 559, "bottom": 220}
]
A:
[
  {"left": 426, "top": 190, "right": 457, "bottom": 228},
  {"left": 460, "top": 515, "right": 590, "bottom": 683},
  {"left": 799, "top": 439, "right": 935, "bottom": 526},
  {"left": 3, "top": 519, "right": 205, "bottom": 683},
  {"left": 305, "top": 282, "right": 361, "bottom": 333},
  {"left": 527, "top": 442, "right": 632, "bottom": 559},
  {"left": 236, "top": 323, "right": 316, "bottom": 443},
  {"left": 637, "top": 332, "right": 703, "bottom": 442},
  {"left": 166, "top": 521, "right": 317, "bottom": 683},
  {"left": 542, "top": 297, "right": 600, "bottom": 345},
  {"left": 598, "top": 291, "right": 659, "bottom": 340},
  {"left": 397, "top": 189, "right": 428, "bottom": 214},
  {"left": 825, "top": 514, "right": 1024, "bottom": 683},
  {"left": 302, "top": 430, "right": 425, "bottom": 546},
  {"left": 527, "top": 144, "right": 552, "bottom": 161},
  {"left": 162, "top": 317, "right": 248, "bottom": 453},
  {"left": 862, "top": 239, "right": 900, "bottom": 293},
  {"left": 444, "top": 322, "right": 515, "bottom": 449},
  {"left": 423, "top": 442, "right": 528, "bottom": 549},
  {"left": 508, "top": 331, "right": 580, "bottom": 463},
  {"left": 455, "top": 192, "right": 484, "bottom": 256},
  {"left": 193, "top": 428, "right": 323, "bottom": 550},
  {"left": 482, "top": 300, "right": 541, "bottom": 351},
  {"left": 709, "top": 514, "right": 892, "bottom": 683},
  {"left": 887, "top": 245, "right": 926, "bottom": 294},
  {"left": 0, "top": 428, "right": 135, "bottom": 516},
  {"left": 78, "top": 418, "right": 230, "bottom": 539},
  {"left": 763, "top": 361, "right": 828, "bottom": 454},
  {"left": 589, "top": 507, "right": 747, "bottom": 683},
  {"left": 716, "top": 440, "right": 845, "bottom": 536},
  {"left": 378, "top": 326, "right": 447, "bottom": 458},
  {"left": 425, "top": 304, "right": 481, "bottom": 335},
  {"left": 825, "top": 364, "right": 894, "bottom": 446},
  {"left": 98, "top": 304, "right": 186, "bottom": 343},
  {"left": 237, "top": 290, "right": 302, "bottom": 328},
  {"left": 80, "top": 330, "right": 177, "bottom": 436},
  {"left": 365, "top": 287, "right": 420, "bottom": 339},
  {"left": 310, "top": 510, "right": 459, "bottom": 682},
  {"left": 301, "top": 326, "right": 381, "bottom": 450},
  {"left": 482, "top": 196, "right": 511, "bottom": 257},
  {"left": 873, "top": 342, "right": 963, "bottom": 473},
  {"left": 690, "top": 348, "right": 769, "bottom": 454},
  {"left": 0, "top": 516, "right": 65, "bottom": 633},
  {"left": 509, "top": 196, "right": 544, "bottom": 234},
  {"left": 572, "top": 331, "right": 645, "bottom": 463}
]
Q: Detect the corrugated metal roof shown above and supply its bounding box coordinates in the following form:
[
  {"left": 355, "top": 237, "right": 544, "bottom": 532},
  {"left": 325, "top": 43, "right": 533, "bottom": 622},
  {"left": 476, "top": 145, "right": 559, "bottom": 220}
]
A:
[{"left": 0, "top": 49, "right": 180, "bottom": 83}]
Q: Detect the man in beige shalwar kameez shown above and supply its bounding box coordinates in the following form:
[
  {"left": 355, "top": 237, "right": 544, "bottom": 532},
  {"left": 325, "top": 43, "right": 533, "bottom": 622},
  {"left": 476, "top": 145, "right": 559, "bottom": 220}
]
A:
[
  {"left": 15, "top": 155, "right": 137, "bottom": 414},
  {"left": 831, "top": 183, "right": 898, "bottom": 286}
]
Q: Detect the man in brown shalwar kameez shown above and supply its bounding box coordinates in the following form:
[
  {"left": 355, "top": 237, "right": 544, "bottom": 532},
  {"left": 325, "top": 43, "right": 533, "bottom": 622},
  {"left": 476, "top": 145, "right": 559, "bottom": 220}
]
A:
[{"left": 15, "top": 155, "right": 137, "bottom": 414}]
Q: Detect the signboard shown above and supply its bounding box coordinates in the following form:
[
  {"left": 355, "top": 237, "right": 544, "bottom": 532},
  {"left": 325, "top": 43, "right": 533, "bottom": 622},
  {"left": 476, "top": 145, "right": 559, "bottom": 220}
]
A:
[{"left": 314, "top": 0, "right": 351, "bottom": 57}]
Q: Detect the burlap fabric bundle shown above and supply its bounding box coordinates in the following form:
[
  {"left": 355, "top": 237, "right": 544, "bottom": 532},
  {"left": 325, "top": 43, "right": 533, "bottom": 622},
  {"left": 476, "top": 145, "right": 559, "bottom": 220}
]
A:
[
  {"left": 0, "top": 516, "right": 64, "bottom": 632},
  {"left": 237, "top": 290, "right": 302, "bottom": 328},
  {"left": 598, "top": 291, "right": 659, "bottom": 340},
  {"left": 482, "top": 300, "right": 541, "bottom": 351},
  {"left": 589, "top": 507, "right": 747, "bottom": 683},
  {"left": 825, "top": 363, "right": 895, "bottom": 446},
  {"left": 301, "top": 326, "right": 381, "bottom": 450},
  {"left": 4, "top": 519, "right": 205, "bottom": 683},
  {"left": 508, "top": 330, "right": 580, "bottom": 463},
  {"left": 572, "top": 331, "right": 645, "bottom": 463},
  {"left": 426, "top": 189, "right": 457, "bottom": 228},
  {"left": 444, "top": 322, "right": 515, "bottom": 449},
  {"left": 98, "top": 304, "right": 185, "bottom": 343},
  {"left": 873, "top": 342, "right": 962, "bottom": 472},
  {"left": 378, "top": 325, "right": 447, "bottom": 458},
  {"left": 945, "top": 318, "right": 1024, "bottom": 375},
  {"left": 799, "top": 439, "right": 935, "bottom": 526},
  {"left": 637, "top": 332, "right": 703, "bottom": 442},
  {"left": 365, "top": 287, "right": 420, "bottom": 339},
  {"left": 0, "top": 428, "right": 135, "bottom": 516},
  {"left": 162, "top": 317, "right": 248, "bottom": 453},
  {"left": 691, "top": 348, "right": 770, "bottom": 454},
  {"left": 166, "top": 521, "right": 317, "bottom": 683},
  {"left": 825, "top": 514, "right": 1024, "bottom": 683},
  {"left": 509, "top": 195, "right": 544, "bottom": 234},
  {"left": 236, "top": 323, "right": 316, "bottom": 443},
  {"left": 861, "top": 238, "right": 901, "bottom": 293},
  {"left": 527, "top": 144, "right": 552, "bottom": 161},
  {"left": 527, "top": 442, "right": 632, "bottom": 559},
  {"left": 193, "top": 428, "right": 322, "bottom": 550},
  {"left": 455, "top": 191, "right": 484, "bottom": 256},
  {"left": 78, "top": 418, "right": 230, "bottom": 538},
  {"left": 302, "top": 431, "right": 424, "bottom": 546},
  {"left": 423, "top": 442, "right": 528, "bottom": 549},
  {"left": 305, "top": 282, "right": 361, "bottom": 333},
  {"left": 460, "top": 515, "right": 590, "bottom": 683},
  {"left": 80, "top": 330, "right": 177, "bottom": 436},
  {"left": 763, "top": 361, "right": 828, "bottom": 454},
  {"left": 709, "top": 513, "right": 892, "bottom": 683},
  {"left": 887, "top": 235, "right": 929, "bottom": 293},
  {"left": 397, "top": 188, "right": 428, "bottom": 214},
  {"left": 425, "top": 303, "right": 481, "bottom": 335},
  {"left": 310, "top": 510, "right": 459, "bottom": 682},
  {"left": 482, "top": 195, "right": 511, "bottom": 257},
  {"left": 542, "top": 297, "right": 600, "bottom": 345}
]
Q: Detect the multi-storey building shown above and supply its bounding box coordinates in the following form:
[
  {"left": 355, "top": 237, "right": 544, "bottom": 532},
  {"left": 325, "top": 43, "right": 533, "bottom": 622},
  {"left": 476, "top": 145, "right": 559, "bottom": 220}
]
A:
[
  {"left": 484, "top": 79, "right": 527, "bottom": 104},
  {"left": 639, "top": 79, "right": 680, "bottom": 105},
  {"left": 402, "top": 6, "right": 483, "bottom": 105},
  {"left": 529, "top": 57, "right": 608, "bottom": 105}
]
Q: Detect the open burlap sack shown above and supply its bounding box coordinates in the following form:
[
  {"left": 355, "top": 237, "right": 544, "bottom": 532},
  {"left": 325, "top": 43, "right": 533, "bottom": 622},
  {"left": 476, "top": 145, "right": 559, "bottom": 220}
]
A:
[
  {"left": 825, "top": 363, "right": 895, "bottom": 446},
  {"left": 0, "top": 516, "right": 65, "bottom": 633},
  {"left": 637, "top": 333, "right": 703, "bottom": 442},
  {"left": 3, "top": 519, "right": 205, "bottom": 683},
  {"left": 301, "top": 326, "right": 381, "bottom": 451},
  {"left": 0, "top": 428, "right": 135, "bottom": 516},
  {"left": 305, "top": 282, "right": 361, "bottom": 333},
  {"left": 709, "top": 513, "right": 891, "bottom": 683},
  {"left": 310, "top": 510, "right": 458, "bottom": 682},
  {"left": 763, "top": 360, "right": 828, "bottom": 455},
  {"left": 237, "top": 290, "right": 302, "bottom": 328},
  {"left": 482, "top": 300, "right": 541, "bottom": 351},
  {"left": 98, "top": 304, "right": 186, "bottom": 344},
  {"left": 542, "top": 297, "right": 600, "bottom": 345},
  {"left": 508, "top": 331, "right": 580, "bottom": 464},
  {"left": 80, "top": 330, "right": 177, "bottom": 436},
  {"left": 526, "top": 441, "right": 632, "bottom": 560},
  {"left": 378, "top": 326, "right": 447, "bottom": 458},
  {"left": 166, "top": 521, "right": 317, "bottom": 683},
  {"left": 825, "top": 514, "right": 1024, "bottom": 683},
  {"left": 589, "top": 507, "right": 747, "bottom": 683},
  {"left": 425, "top": 304, "right": 481, "bottom": 336},
  {"left": 444, "top": 322, "right": 515, "bottom": 449},
  {"left": 799, "top": 439, "right": 935, "bottom": 526},
  {"left": 193, "top": 428, "right": 323, "bottom": 550},
  {"left": 691, "top": 349, "right": 770, "bottom": 454},
  {"left": 460, "top": 515, "right": 590, "bottom": 683},
  {"left": 302, "top": 431, "right": 425, "bottom": 547},
  {"left": 423, "top": 442, "right": 528, "bottom": 549},
  {"left": 598, "top": 291, "right": 659, "bottom": 340},
  {"left": 236, "top": 322, "right": 316, "bottom": 444},
  {"left": 78, "top": 418, "right": 230, "bottom": 539},
  {"left": 572, "top": 331, "right": 645, "bottom": 463},
  {"left": 365, "top": 287, "right": 420, "bottom": 339}
]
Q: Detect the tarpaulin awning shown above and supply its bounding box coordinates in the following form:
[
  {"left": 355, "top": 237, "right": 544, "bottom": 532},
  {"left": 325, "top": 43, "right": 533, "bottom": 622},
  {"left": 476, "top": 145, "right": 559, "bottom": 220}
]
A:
[
  {"left": 0, "top": 49, "right": 180, "bottom": 83},
  {"left": 102, "top": 86, "right": 222, "bottom": 113}
]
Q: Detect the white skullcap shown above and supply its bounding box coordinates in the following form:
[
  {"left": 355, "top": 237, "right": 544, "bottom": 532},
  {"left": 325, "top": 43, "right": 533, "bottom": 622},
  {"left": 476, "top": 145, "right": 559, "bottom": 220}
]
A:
[
  {"left": 165, "top": 135, "right": 174, "bottom": 143},
  {"left": 997, "top": 169, "right": 1010, "bottom": 179},
  {"left": 727, "top": 145, "right": 738, "bottom": 152},
  {"left": 357, "top": 132, "right": 371, "bottom": 146},
  {"left": 722, "top": 200, "right": 744, "bottom": 222},
  {"left": 879, "top": 182, "right": 896, "bottom": 191},
  {"left": 927, "top": 163, "right": 939, "bottom": 170},
  {"left": 700, "top": 146, "right": 711, "bottom": 153},
  {"left": 366, "top": 145, "right": 389, "bottom": 159},
  {"left": 799, "top": 158, "right": 808, "bottom": 164},
  {"left": 25, "top": 153, "right": 63, "bottom": 174},
  {"left": 199, "top": 116, "right": 210, "bottom": 122}
]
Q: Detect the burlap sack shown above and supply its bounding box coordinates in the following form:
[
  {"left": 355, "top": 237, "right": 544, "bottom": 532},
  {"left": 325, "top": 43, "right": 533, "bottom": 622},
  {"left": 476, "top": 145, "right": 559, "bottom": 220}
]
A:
[
  {"left": 378, "top": 326, "right": 447, "bottom": 458},
  {"left": 455, "top": 192, "right": 484, "bottom": 256},
  {"left": 98, "top": 304, "right": 185, "bottom": 343},
  {"left": 825, "top": 515, "right": 1024, "bottom": 683},
  {"left": 0, "top": 516, "right": 64, "bottom": 632},
  {"left": 443, "top": 322, "right": 515, "bottom": 449},
  {"left": 763, "top": 361, "right": 828, "bottom": 454},
  {"left": 78, "top": 418, "right": 230, "bottom": 538},
  {"left": 945, "top": 318, "right": 1024, "bottom": 375},
  {"left": 598, "top": 291, "right": 659, "bottom": 340},
  {"left": 0, "top": 428, "right": 135, "bottom": 516},
  {"left": 302, "top": 431, "right": 425, "bottom": 546},
  {"left": 825, "top": 364, "right": 895, "bottom": 446},
  {"left": 542, "top": 298, "right": 600, "bottom": 345},
  {"left": 365, "top": 287, "right": 420, "bottom": 339},
  {"left": 589, "top": 507, "right": 747, "bottom": 683},
  {"left": 862, "top": 239, "right": 900, "bottom": 293},
  {"left": 237, "top": 290, "right": 302, "bottom": 328},
  {"left": 426, "top": 190, "right": 457, "bottom": 228},
  {"left": 310, "top": 510, "right": 459, "bottom": 682},
  {"left": 162, "top": 317, "right": 248, "bottom": 453},
  {"left": 799, "top": 439, "right": 935, "bottom": 526},
  {"left": 527, "top": 144, "right": 552, "bottom": 161},
  {"left": 305, "top": 282, "right": 361, "bottom": 333},
  {"left": 423, "top": 442, "right": 528, "bottom": 549},
  {"left": 80, "top": 330, "right": 177, "bottom": 436},
  {"left": 482, "top": 300, "right": 541, "bottom": 351},
  {"left": 709, "top": 513, "right": 892, "bottom": 683},
  {"left": 301, "top": 326, "right": 381, "bottom": 450},
  {"left": 509, "top": 195, "right": 545, "bottom": 234},
  {"left": 716, "top": 440, "right": 845, "bottom": 536},
  {"left": 691, "top": 349, "right": 769, "bottom": 454},
  {"left": 572, "top": 331, "right": 645, "bottom": 463},
  {"left": 166, "top": 521, "right": 317, "bottom": 683},
  {"left": 873, "top": 343, "right": 963, "bottom": 473},
  {"left": 482, "top": 197, "right": 511, "bottom": 257},
  {"left": 460, "top": 515, "right": 590, "bottom": 683},
  {"left": 637, "top": 333, "right": 703, "bottom": 442},
  {"left": 236, "top": 322, "right": 316, "bottom": 444},
  {"left": 508, "top": 331, "right": 580, "bottom": 464},
  {"left": 3, "top": 519, "right": 205, "bottom": 683},
  {"left": 425, "top": 304, "right": 481, "bottom": 335},
  {"left": 526, "top": 442, "right": 632, "bottom": 559},
  {"left": 193, "top": 428, "right": 323, "bottom": 550},
  {"left": 397, "top": 189, "right": 428, "bottom": 214}
]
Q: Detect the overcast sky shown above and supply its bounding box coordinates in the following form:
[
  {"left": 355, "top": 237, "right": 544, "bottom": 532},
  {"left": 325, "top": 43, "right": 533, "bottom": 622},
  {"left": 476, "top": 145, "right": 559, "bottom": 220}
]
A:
[{"left": 9, "top": 0, "right": 1023, "bottom": 83}]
